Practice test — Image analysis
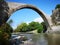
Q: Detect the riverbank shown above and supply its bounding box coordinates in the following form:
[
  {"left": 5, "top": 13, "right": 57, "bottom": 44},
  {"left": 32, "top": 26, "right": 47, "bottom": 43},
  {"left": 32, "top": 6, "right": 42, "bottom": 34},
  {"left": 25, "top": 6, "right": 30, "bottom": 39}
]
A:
[{"left": 13, "top": 30, "right": 39, "bottom": 35}]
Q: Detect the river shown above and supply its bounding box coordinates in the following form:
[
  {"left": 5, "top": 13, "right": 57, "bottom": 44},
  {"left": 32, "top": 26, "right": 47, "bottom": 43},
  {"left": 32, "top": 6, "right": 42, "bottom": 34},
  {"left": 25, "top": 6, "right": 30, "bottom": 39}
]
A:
[{"left": 12, "top": 33, "right": 60, "bottom": 45}]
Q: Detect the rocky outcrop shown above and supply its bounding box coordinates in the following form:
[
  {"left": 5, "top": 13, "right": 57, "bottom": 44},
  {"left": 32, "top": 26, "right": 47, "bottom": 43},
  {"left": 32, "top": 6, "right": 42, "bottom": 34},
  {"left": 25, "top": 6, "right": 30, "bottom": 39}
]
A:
[
  {"left": 0, "top": 0, "right": 9, "bottom": 26},
  {"left": 51, "top": 8, "right": 60, "bottom": 25},
  {"left": 46, "top": 8, "right": 60, "bottom": 33}
]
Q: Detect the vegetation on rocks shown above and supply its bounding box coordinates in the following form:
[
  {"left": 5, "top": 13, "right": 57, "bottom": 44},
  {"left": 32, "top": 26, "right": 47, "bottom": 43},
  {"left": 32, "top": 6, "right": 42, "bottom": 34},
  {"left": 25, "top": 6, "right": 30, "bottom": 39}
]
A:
[
  {"left": 55, "top": 4, "right": 60, "bottom": 9},
  {"left": 0, "top": 23, "right": 13, "bottom": 45}
]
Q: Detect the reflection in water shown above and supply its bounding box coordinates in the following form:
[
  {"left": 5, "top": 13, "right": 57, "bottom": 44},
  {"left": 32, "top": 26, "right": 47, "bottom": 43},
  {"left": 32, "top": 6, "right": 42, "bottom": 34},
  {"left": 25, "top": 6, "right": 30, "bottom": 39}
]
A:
[
  {"left": 31, "top": 33, "right": 60, "bottom": 45},
  {"left": 46, "top": 33, "right": 60, "bottom": 45},
  {"left": 12, "top": 33, "right": 60, "bottom": 45},
  {"left": 31, "top": 34, "right": 48, "bottom": 45}
]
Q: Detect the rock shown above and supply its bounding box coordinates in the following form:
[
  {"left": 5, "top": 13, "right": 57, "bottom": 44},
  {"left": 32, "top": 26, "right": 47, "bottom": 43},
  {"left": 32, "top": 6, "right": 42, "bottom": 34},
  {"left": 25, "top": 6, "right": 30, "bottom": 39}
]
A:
[{"left": 0, "top": 0, "right": 9, "bottom": 26}]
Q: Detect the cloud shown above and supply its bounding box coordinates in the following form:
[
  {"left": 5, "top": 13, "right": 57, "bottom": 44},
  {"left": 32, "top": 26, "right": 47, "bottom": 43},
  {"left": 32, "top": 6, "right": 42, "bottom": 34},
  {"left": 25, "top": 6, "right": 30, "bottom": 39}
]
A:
[
  {"left": 26, "top": 21, "right": 31, "bottom": 24},
  {"left": 26, "top": 17, "right": 43, "bottom": 24},
  {"left": 33, "top": 17, "right": 43, "bottom": 23}
]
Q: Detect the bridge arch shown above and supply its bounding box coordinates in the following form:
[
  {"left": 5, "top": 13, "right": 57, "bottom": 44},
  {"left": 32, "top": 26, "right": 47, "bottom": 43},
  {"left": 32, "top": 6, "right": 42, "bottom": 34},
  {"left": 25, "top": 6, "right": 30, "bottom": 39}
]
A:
[{"left": 8, "top": 2, "right": 52, "bottom": 30}]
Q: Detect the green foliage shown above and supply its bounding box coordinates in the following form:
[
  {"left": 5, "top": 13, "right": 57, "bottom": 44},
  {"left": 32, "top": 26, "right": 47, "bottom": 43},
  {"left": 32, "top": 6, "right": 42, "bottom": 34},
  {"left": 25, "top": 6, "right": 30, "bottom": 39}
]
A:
[
  {"left": 28, "top": 21, "right": 43, "bottom": 32},
  {"left": 37, "top": 28, "right": 42, "bottom": 33},
  {"left": 0, "top": 23, "right": 13, "bottom": 45},
  {"left": 41, "top": 22, "right": 47, "bottom": 33},
  {"left": 0, "top": 29, "right": 3, "bottom": 39},
  {"left": 37, "top": 24, "right": 43, "bottom": 33},
  {"left": 0, "top": 0, "right": 4, "bottom": 2},
  {"left": 55, "top": 4, "right": 60, "bottom": 9},
  {"left": 28, "top": 22, "right": 40, "bottom": 30},
  {"left": 15, "top": 23, "right": 28, "bottom": 32},
  {"left": 0, "top": 23, "right": 13, "bottom": 34},
  {"left": 15, "top": 22, "right": 43, "bottom": 33}
]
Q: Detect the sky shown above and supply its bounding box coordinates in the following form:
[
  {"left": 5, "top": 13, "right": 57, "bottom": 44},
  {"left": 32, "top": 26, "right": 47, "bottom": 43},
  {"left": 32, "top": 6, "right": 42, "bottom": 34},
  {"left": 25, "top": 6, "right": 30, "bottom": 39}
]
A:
[{"left": 6, "top": 0, "right": 60, "bottom": 29}]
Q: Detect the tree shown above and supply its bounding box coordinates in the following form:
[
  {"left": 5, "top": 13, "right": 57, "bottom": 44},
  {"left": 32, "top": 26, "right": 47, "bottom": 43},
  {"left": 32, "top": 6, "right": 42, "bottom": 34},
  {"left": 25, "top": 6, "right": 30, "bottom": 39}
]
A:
[
  {"left": 0, "top": 23, "right": 13, "bottom": 37},
  {"left": 28, "top": 21, "right": 43, "bottom": 33},
  {"left": 37, "top": 23, "right": 43, "bottom": 33},
  {"left": 15, "top": 22, "right": 44, "bottom": 33},
  {"left": 0, "top": 23, "right": 13, "bottom": 45},
  {"left": 55, "top": 4, "right": 60, "bottom": 9},
  {"left": 41, "top": 22, "right": 47, "bottom": 33},
  {"left": 0, "top": 0, "right": 11, "bottom": 45},
  {"left": 28, "top": 22, "right": 40, "bottom": 31},
  {"left": 15, "top": 22, "right": 28, "bottom": 32}
]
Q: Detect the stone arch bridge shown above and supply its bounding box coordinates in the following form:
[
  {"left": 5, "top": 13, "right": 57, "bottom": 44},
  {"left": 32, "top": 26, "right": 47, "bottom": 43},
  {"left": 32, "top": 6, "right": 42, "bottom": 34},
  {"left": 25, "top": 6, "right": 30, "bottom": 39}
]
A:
[
  {"left": 7, "top": 2, "right": 53, "bottom": 31},
  {"left": 1, "top": 1, "right": 58, "bottom": 32}
]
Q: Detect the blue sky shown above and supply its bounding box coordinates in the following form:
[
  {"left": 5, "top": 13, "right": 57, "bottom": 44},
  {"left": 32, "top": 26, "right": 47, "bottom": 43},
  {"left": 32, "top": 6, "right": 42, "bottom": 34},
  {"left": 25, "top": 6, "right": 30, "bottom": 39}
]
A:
[{"left": 6, "top": 0, "right": 60, "bottom": 29}]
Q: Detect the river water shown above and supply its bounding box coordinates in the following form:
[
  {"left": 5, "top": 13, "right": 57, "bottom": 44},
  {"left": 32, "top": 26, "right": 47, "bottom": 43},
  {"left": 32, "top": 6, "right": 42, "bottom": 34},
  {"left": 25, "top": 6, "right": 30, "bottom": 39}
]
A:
[{"left": 12, "top": 33, "right": 60, "bottom": 45}]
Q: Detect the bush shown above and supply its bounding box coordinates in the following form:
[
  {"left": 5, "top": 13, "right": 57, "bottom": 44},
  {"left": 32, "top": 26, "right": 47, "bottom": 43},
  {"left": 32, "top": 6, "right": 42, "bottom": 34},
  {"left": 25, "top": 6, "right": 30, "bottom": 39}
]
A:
[
  {"left": 0, "top": 29, "right": 10, "bottom": 45},
  {"left": 0, "top": 23, "right": 13, "bottom": 45},
  {"left": 37, "top": 24, "right": 43, "bottom": 33},
  {"left": 55, "top": 4, "right": 60, "bottom": 9},
  {"left": 37, "top": 28, "right": 43, "bottom": 33}
]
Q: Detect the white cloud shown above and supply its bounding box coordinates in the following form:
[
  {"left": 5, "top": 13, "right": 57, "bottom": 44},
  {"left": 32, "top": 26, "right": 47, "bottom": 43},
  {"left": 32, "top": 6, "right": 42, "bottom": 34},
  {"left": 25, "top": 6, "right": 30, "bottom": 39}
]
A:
[
  {"left": 26, "top": 22, "right": 30, "bottom": 24},
  {"left": 26, "top": 17, "right": 43, "bottom": 24},
  {"left": 33, "top": 17, "right": 43, "bottom": 23},
  {"left": 26, "top": 21, "right": 31, "bottom": 24}
]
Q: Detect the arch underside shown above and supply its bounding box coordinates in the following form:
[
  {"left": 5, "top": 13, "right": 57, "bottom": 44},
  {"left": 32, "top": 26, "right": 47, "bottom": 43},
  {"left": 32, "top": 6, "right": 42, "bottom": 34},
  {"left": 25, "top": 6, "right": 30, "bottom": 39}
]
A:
[{"left": 8, "top": 2, "right": 52, "bottom": 30}]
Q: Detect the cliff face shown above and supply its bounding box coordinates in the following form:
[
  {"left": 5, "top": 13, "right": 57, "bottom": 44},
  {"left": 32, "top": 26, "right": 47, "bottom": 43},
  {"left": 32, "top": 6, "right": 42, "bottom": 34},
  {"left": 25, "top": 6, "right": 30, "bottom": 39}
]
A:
[
  {"left": 51, "top": 8, "right": 60, "bottom": 25},
  {"left": 0, "top": 0, "right": 9, "bottom": 26}
]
